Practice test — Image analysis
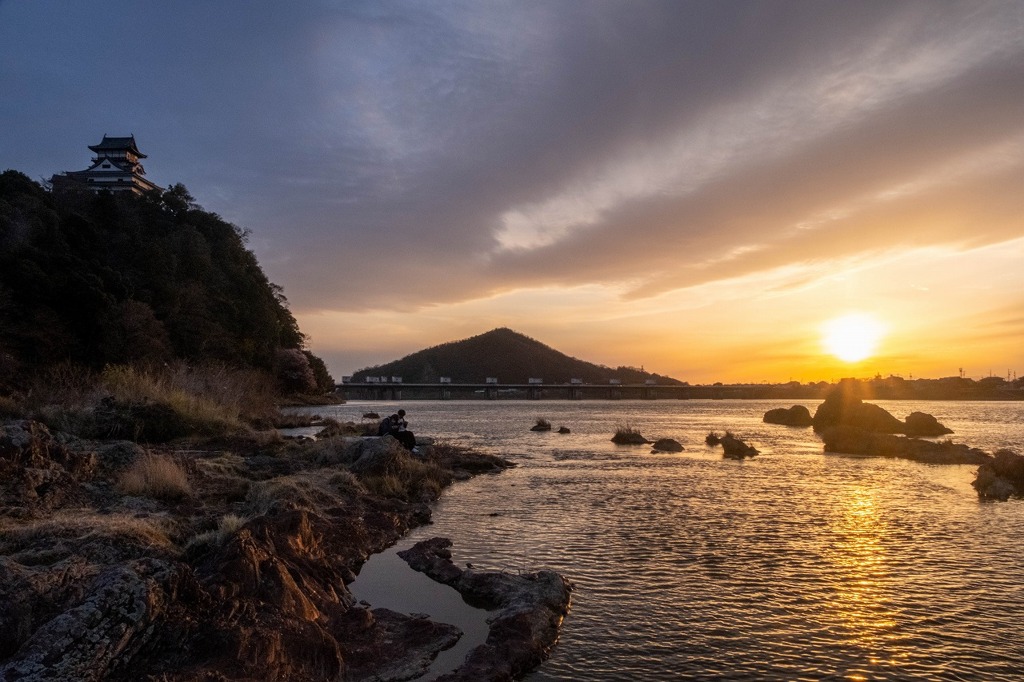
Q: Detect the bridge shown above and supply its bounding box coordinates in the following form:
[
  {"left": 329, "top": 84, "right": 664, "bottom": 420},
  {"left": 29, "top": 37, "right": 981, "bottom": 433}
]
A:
[{"left": 334, "top": 381, "right": 800, "bottom": 401}]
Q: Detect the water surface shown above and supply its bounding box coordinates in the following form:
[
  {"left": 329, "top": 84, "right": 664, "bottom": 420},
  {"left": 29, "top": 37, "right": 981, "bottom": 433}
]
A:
[{"left": 318, "top": 399, "right": 1024, "bottom": 680}]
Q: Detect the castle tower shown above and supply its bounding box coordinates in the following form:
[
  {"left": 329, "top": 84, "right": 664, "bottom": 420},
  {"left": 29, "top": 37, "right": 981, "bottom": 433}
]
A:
[{"left": 51, "top": 134, "right": 162, "bottom": 195}]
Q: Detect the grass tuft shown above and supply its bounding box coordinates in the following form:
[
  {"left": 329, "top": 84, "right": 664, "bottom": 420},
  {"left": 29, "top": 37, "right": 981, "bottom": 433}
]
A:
[{"left": 119, "top": 453, "right": 192, "bottom": 500}]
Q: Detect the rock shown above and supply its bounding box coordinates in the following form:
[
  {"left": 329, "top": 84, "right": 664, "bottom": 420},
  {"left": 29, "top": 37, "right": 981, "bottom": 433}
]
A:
[
  {"left": 812, "top": 388, "right": 905, "bottom": 433},
  {"left": 557, "top": 427, "right": 570, "bottom": 434},
  {"left": 705, "top": 432, "right": 721, "bottom": 446},
  {"left": 611, "top": 429, "right": 650, "bottom": 445},
  {"left": 720, "top": 434, "right": 758, "bottom": 459},
  {"left": 530, "top": 420, "right": 552, "bottom": 432},
  {"left": 339, "top": 607, "right": 462, "bottom": 682},
  {"left": 0, "top": 558, "right": 190, "bottom": 682},
  {"left": 903, "top": 411, "right": 954, "bottom": 437},
  {"left": 821, "top": 426, "right": 990, "bottom": 465},
  {"left": 0, "top": 420, "right": 97, "bottom": 511},
  {"left": 399, "top": 538, "right": 572, "bottom": 681},
  {"left": 362, "top": 412, "right": 380, "bottom": 420},
  {"left": 973, "top": 449, "right": 1024, "bottom": 500},
  {"left": 763, "top": 405, "right": 813, "bottom": 427},
  {"left": 811, "top": 384, "right": 952, "bottom": 436},
  {"left": 651, "top": 438, "right": 683, "bottom": 453}
]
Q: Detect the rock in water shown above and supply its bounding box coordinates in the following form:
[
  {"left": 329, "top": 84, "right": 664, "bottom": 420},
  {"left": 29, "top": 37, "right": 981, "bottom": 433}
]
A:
[
  {"left": 822, "top": 426, "right": 989, "bottom": 465},
  {"left": 651, "top": 438, "right": 684, "bottom": 453},
  {"left": 973, "top": 450, "right": 1024, "bottom": 500},
  {"left": 399, "top": 537, "right": 573, "bottom": 681},
  {"left": 903, "top": 411, "right": 954, "bottom": 437},
  {"left": 720, "top": 434, "right": 758, "bottom": 459},
  {"left": 763, "top": 405, "right": 813, "bottom": 427}
]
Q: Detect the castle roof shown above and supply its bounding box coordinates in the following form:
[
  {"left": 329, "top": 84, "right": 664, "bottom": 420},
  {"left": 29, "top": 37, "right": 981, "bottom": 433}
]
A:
[{"left": 88, "top": 134, "right": 146, "bottom": 158}]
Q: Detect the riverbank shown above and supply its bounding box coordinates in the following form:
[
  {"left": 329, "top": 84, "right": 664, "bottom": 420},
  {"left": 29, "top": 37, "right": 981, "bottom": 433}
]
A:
[{"left": 0, "top": 419, "right": 570, "bottom": 681}]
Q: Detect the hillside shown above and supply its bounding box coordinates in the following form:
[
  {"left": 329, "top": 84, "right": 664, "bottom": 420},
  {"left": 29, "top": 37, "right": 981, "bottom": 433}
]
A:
[
  {"left": 0, "top": 170, "right": 331, "bottom": 394},
  {"left": 353, "top": 328, "right": 683, "bottom": 385}
]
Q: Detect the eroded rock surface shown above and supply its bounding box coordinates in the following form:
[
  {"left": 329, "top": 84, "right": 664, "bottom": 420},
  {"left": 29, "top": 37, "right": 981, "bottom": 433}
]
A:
[{"left": 0, "top": 420, "right": 519, "bottom": 681}]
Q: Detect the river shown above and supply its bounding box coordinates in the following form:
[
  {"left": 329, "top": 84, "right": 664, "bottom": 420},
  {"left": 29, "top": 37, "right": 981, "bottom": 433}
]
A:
[{"left": 300, "top": 399, "right": 1024, "bottom": 681}]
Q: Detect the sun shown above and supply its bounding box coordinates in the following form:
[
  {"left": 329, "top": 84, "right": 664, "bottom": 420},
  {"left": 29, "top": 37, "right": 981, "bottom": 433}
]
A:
[{"left": 821, "top": 313, "right": 886, "bottom": 363}]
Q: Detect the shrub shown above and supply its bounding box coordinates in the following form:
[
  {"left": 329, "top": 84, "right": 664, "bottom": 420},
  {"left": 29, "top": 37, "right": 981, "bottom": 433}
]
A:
[
  {"left": 185, "top": 513, "right": 247, "bottom": 553},
  {"left": 119, "top": 453, "right": 192, "bottom": 500},
  {"left": 611, "top": 423, "right": 649, "bottom": 444},
  {"left": 351, "top": 440, "right": 453, "bottom": 502}
]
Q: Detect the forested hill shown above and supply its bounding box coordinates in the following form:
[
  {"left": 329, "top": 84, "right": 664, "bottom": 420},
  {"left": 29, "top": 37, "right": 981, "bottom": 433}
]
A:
[
  {"left": 353, "top": 327, "right": 683, "bottom": 385},
  {"left": 0, "top": 170, "right": 331, "bottom": 393}
]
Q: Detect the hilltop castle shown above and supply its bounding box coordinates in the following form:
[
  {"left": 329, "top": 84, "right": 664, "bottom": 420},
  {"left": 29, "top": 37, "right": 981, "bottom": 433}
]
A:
[{"left": 51, "top": 134, "right": 162, "bottom": 195}]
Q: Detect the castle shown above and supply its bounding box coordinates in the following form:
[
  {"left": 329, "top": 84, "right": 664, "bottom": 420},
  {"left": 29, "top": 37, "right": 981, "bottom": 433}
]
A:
[{"left": 51, "top": 135, "right": 162, "bottom": 195}]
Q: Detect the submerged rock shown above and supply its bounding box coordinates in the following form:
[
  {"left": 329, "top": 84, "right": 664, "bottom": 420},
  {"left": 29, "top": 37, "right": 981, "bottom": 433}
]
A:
[
  {"left": 399, "top": 537, "right": 573, "bottom": 681},
  {"left": 557, "top": 426, "right": 571, "bottom": 434},
  {"left": 973, "top": 450, "right": 1024, "bottom": 501},
  {"left": 651, "top": 438, "right": 684, "bottom": 453},
  {"left": 821, "top": 426, "right": 990, "bottom": 465},
  {"left": 763, "top": 405, "right": 813, "bottom": 427}
]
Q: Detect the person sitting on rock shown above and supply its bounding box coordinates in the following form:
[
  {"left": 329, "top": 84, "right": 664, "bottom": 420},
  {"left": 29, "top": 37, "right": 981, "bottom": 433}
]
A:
[
  {"left": 393, "top": 409, "right": 418, "bottom": 453},
  {"left": 378, "top": 414, "right": 398, "bottom": 437}
]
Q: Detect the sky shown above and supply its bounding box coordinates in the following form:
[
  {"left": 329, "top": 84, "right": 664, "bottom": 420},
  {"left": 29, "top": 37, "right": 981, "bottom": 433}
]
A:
[{"left": 2, "top": 1, "right": 1023, "bottom": 384}]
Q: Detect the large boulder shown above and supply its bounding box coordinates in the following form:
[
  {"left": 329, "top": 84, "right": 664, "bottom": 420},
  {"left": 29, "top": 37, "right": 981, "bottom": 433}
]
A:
[
  {"left": 973, "top": 450, "right": 1024, "bottom": 501},
  {"left": 812, "top": 385, "right": 951, "bottom": 436},
  {"left": 812, "top": 391, "right": 905, "bottom": 433},
  {"left": 903, "top": 411, "right": 954, "bottom": 437},
  {"left": 763, "top": 405, "right": 813, "bottom": 427}
]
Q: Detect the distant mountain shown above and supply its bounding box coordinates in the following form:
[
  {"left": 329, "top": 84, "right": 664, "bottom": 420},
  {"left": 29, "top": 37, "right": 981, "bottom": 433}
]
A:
[{"left": 352, "top": 328, "right": 684, "bottom": 385}]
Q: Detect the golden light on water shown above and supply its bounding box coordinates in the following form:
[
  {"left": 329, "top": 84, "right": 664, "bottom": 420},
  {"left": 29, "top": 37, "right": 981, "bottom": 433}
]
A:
[
  {"left": 821, "top": 313, "right": 887, "bottom": 363},
  {"left": 826, "top": 486, "right": 902, "bottom": 663}
]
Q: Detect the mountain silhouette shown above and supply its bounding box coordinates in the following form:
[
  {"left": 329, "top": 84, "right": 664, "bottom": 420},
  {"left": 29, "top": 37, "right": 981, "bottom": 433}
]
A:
[{"left": 352, "top": 328, "right": 682, "bottom": 385}]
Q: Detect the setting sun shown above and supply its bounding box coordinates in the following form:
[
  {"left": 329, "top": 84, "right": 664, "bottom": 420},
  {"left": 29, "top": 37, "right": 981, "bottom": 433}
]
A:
[{"left": 822, "top": 313, "right": 886, "bottom": 363}]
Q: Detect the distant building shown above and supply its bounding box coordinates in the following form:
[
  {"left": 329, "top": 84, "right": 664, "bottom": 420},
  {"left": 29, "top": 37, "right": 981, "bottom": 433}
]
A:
[{"left": 51, "top": 134, "right": 162, "bottom": 195}]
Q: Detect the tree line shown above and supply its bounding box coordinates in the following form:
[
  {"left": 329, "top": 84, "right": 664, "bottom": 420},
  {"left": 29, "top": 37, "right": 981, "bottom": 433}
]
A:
[{"left": 0, "top": 170, "right": 332, "bottom": 396}]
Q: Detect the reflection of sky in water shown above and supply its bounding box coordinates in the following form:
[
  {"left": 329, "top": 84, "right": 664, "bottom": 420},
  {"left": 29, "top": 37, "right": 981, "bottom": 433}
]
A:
[
  {"left": 301, "top": 399, "right": 1024, "bottom": 680},
  {"left": 349, "top": 549, "right": 492, "bottom": 680}
]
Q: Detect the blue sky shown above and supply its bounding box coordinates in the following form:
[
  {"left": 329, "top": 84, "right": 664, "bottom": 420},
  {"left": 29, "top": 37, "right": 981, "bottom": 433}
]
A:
[{"left": 3, "top": 1, "right": 1023, "bottom": 381}]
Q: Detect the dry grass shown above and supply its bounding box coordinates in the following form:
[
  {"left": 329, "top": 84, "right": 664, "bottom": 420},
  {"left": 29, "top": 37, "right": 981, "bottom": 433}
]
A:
[
  {"left": 185, "top": 514, "right": 248, "bottom": 552},
  {"left": 246, "top": 470, "right": 367, "bottom": 516},
  {"left": 358, "top": 450, "right": 452, "bottom": 502},
  {"left": 611, "top": 423, "right": 649, "bottom": 444},
  {"left": 0, "top": 511, "right": 177, "bottom": 564},
  {"left": 101, "top": 364, "right": 252, "bottom": 432},
  {"left": 119, "top": 453, "right": 192, "bottom": 500},
  {"left": 20, "top": 362, "right": 280, "bottom": 438}
]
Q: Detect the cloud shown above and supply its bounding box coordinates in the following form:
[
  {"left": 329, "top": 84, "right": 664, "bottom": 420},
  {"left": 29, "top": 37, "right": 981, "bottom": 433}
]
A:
[{"left": 3, "top": 0, "right": 1023, "bottom": 320}]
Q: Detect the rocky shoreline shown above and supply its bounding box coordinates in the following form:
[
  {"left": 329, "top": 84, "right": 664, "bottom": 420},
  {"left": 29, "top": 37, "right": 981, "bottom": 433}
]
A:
[{"left": 0, "top": 419, "right": 571, "bottom": 681}]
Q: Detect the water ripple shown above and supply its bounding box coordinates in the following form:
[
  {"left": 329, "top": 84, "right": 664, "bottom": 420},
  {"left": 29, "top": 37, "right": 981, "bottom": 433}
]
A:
[{"left": 315, "top": 400, "right": 1024, "bottom": 680}]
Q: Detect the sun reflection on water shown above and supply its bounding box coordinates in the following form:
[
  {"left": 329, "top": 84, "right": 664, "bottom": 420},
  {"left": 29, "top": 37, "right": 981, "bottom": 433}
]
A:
[{"left": 825, "top": 486, "right": 908, "bottom": 676}]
